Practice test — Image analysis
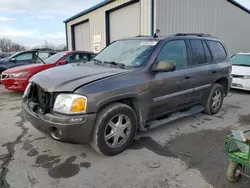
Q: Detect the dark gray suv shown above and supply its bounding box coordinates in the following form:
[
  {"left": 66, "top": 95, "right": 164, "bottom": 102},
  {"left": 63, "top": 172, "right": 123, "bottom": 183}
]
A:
[{"left": 22, "top": 33, "right": 232, "bottom": 156}]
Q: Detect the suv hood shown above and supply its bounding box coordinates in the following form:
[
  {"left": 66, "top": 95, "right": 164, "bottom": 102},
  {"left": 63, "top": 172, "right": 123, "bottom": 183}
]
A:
[
  {"left": 4, "top": 63, "right": 45, "bottom": 74},
  {"left": 30, "top": 63, "right": 131, "bottom": 92}
]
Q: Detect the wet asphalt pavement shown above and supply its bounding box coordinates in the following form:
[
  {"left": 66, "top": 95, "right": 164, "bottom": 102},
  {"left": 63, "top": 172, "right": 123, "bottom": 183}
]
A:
[{"left": 1, "top": 84, "right": 250, "bottom": 188}]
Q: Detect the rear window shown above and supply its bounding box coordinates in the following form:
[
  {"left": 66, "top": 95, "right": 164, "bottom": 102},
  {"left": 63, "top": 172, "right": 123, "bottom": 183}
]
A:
[{"left": 207, "top": 40, "right": 227, "bottom": 62}]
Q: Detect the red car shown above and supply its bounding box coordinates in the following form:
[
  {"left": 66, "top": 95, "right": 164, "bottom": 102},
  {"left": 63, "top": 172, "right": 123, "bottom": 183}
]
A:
[{"left": 1, "top": 51, "right": 96, "bottom": 91}]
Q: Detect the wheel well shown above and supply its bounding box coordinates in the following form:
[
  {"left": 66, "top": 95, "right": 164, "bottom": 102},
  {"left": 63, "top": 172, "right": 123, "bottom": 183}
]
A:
[
  {"left": 98, "top": 98, "right": 139, "bottom": 124},
  {"left": 118, "top": 98, "right": 137, "bottom": 115},
  {"left": 215, "top": 78, "right": 228, "bottom": 95}
]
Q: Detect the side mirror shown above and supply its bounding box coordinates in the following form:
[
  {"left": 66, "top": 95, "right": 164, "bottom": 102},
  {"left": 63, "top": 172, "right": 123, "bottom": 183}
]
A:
[
  {"left": 152, "top": 60, "right": 176, "bottom": 73},
  {"left": 58, "top": 60, "right": 68, "bottom": 65},
  {"left": 10, "top": 58, "right": 16, "bottom": 62}
]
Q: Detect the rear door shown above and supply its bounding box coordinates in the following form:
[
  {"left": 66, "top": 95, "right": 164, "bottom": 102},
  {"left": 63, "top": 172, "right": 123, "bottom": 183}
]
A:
[
  {"left": 190, "top": 39, "right": 224, "bottom": 102},
  {"left": 149, "top": 39, "right": 194, "bottom": 118}
]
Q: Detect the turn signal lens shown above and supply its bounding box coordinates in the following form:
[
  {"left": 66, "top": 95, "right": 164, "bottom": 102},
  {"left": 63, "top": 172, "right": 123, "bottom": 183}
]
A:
[{"left": 71, "top": 98, "right": 87, "bottom": 113}]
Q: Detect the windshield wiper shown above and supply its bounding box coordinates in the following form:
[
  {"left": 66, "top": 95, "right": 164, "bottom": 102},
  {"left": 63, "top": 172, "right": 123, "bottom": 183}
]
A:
[
  {"left": 104, "top": 61, "right": 126, "bottom": 68},
  {"left": 93, "top": 59, "right": 103, "bottom": 65},
  {"left": 233, "top": 64, "right": 250, "bottom": 67}
]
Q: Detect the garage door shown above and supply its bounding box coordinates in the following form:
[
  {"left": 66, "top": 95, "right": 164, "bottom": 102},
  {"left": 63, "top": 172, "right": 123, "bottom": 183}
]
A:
[
  {"left": 109, "top": 2, "right": 140, "bottom": 43},
  {"left": 74, "top": 21, "right": 90, "bottom": 50}
]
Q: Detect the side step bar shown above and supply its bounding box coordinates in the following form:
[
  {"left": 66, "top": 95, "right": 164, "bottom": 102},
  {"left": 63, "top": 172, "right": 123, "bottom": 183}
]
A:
[{"left": 146, "top": 105, "right": 204, "bottom": 130}]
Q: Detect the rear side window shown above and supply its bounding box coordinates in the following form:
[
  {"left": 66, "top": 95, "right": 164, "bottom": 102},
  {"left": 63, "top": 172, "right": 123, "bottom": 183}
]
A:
[
  {"left": 190, "top": 40, "right": 205, "bottom": 65},
  {"left": 202, "top": 41, "right": 212, "bottom": 63},
  {"left": 207, "top": 40, "right": 227, "bottom": 61}
]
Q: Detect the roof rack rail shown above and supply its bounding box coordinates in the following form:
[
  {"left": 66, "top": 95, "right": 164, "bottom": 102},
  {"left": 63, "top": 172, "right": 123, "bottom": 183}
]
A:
[
  {"left": 31, "top": 48, "right": 53, "bottom": 51},
  {"left": 175, "top": 33, "right": 215, "bottom": 38},
  {"left": 136, "top": 35, "right": 151, "bottom": 37}
]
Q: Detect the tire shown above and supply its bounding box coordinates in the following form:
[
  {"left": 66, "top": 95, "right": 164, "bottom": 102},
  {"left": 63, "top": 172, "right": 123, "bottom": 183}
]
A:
[
  {"left": 204, "top": 83, "right": 224, "bottom": 115},
  {"left": 226, "top": 161, "right": 242, "bottom": 183},
  {"left": 90, "top": 102, "right": 137, "bottom": 156}
]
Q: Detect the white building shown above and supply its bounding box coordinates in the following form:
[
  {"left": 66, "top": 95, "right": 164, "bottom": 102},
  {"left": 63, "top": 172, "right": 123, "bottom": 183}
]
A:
[{"left": 64, "top": 0, "right": 250, "bottom": 54}]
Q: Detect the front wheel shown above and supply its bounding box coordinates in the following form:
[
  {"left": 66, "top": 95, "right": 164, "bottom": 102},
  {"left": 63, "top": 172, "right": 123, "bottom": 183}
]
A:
[
  {"left": 204, "top": 83, "right": 224, "bottom": 115},
  {"left": 90, "top": 103, "right": 137, "bottom": 156},
  {"left": 226, "top": 161, "right": 242, "bottom": 183}
]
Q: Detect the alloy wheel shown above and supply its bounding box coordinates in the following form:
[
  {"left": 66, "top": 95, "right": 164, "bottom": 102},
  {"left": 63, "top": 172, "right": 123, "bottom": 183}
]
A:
[{"left": 104, "top": 114, "right": 132, "bottom": 148}]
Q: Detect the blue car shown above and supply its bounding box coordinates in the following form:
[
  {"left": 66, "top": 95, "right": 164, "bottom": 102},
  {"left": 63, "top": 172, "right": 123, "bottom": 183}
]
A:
[{"left": 0, "top": 49, "right": 57, "bottom": 74}]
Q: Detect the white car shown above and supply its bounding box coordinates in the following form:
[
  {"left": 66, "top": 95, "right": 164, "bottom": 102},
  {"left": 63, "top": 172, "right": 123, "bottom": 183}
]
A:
[{"left": 231, "top": 53, "right": 250, "bottom": 91}]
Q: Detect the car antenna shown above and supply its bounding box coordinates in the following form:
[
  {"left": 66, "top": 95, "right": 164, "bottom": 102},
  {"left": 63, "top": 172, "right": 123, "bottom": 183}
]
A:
[{"left": 153, "top": 29, "right": 160, "bottom": 38}]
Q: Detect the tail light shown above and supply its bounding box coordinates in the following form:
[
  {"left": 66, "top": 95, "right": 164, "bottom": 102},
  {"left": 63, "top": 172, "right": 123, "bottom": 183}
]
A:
[{"left": 229, "top": 63, "right": 232, "bottom": 74}]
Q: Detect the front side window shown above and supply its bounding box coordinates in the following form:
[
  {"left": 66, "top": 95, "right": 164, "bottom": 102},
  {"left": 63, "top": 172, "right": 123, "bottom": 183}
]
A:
[
  {"left": 94, "top": 40, "right": 158, "bottom": 68},
  {"left": 15, "top": 53, "right": 33, "bottom": 61},
  {"left": 232, "top": 54, "right": 250, "bottom": 66},
  {"left": 190, "top": 40, "right": 205, "bottom": 65},
  {"left": 156, "top": 40, "right": 188, "bottom": 69},
  {"left": 207, "top": 40, "right": 227, "bottom": 62}
]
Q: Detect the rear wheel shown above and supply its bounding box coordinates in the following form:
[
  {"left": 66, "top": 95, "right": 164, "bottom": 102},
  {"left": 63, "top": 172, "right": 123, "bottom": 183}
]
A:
[
  {"left": 90, "top": 103, "right": 137, "bottom": 156},
  {"left": 227, "top": 161, "right": 242, "bottom": 183},
  {"left": 204, "top": 83, "right": 224, "bottom": 115}
]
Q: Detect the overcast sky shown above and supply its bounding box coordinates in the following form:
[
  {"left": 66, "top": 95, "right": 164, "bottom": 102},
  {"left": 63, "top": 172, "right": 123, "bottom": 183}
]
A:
[
  {"left": 0, "top": 0, "right": 249, "bottom": 47},
  {"left": 0, "top": 0, "right": 103, "bottom": 47}
]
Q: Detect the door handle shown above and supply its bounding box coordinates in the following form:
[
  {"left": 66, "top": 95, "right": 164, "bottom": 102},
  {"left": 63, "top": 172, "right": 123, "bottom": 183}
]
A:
[
  {"left": 185, "top": 75, "right": 192, "bottom": 79},
  {"left": 212, "top": 70, "right": 218, "bottom": 73}
]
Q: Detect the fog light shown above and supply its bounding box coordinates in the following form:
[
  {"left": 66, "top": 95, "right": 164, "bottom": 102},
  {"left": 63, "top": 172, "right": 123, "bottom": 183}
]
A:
[{"left": 51, "top": 127, "right": 62, "bottom": 140}]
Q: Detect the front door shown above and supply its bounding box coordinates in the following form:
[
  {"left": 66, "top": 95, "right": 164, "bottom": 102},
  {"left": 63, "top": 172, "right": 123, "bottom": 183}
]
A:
[
  {"left": 9, "top": 52, "right": 34, "bottom": 68},
  {"left": 149, "top": 40, "right": 194, "bottom": 118}
]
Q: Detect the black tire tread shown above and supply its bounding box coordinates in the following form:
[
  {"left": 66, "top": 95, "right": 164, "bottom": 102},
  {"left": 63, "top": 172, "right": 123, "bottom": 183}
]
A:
[
  {"left": 226, "top": 161, "right": 242, "bottom": 183},
  {"left": 90, "top": 102, "right": 137, "bottom": 156},
  {"left": 204, "top": 83, "right": 224, "bottom": 115}
]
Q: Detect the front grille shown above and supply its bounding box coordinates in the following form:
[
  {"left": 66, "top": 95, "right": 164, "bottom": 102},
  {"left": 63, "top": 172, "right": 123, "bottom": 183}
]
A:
[
  {"left": 27, "top": 83, "right": 53, "bottom": 114},
  {"left": 231, "top": 74, "right": 244, "bottom": 78}
]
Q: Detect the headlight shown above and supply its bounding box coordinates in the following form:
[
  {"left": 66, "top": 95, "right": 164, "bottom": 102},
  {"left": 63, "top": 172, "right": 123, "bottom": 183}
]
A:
[
  {"left": 23, "top": 82, "right": 32, "bottom": 98},
  {"left": 53, "top": 94, "right": 87, "bottom": 114},
  {"left": 11, "top": 71, "right": 30, "bottom": 78},
  {"left": 242, "top": 75, "right": 250, "bottom": 79}
]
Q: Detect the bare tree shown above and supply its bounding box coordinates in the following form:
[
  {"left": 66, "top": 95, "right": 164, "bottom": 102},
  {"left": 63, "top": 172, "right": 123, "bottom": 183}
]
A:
[
  {"left": 33, "top": 40, "right": 67, "bottom": 51},
  {"left": 0, "top": 38, "right": 26, "bottom": 52},
  {"left": 11, "top": 43, "right": 26, "bottom": 51}
]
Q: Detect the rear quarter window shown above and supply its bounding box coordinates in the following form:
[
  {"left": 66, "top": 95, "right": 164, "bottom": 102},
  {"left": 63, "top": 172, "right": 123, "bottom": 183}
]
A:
[{"left": 207, "top": 40, "right": 227, "bottom": 62}]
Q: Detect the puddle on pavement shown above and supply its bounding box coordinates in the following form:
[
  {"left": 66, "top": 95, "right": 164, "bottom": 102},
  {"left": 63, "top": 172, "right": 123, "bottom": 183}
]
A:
[
  {"left": 80, "top": 162, "right": 91, "bottom": 168},
  {"left": 27, "top": 149, "right": 39, "bottom": 157},
  {"left": 48, "top": 156, "right": 80, "bottom": 179},
  {"left": 80, "top": 153, "right": 87, "bottom": 158},
  {"left": 166, "top": 128, "right": 250, "bottom": 188},
  {"left": 130, "top": 137, "right": 178, "bottom": 158},
  {"left": 34, "top": 154, "right": 61, "bottom": 169},
  {"left": 238, "top": 114, "right": 250, "bottom": 126},
  {"left": 22, "top": 140, "right": 33, "bottom": 151}
]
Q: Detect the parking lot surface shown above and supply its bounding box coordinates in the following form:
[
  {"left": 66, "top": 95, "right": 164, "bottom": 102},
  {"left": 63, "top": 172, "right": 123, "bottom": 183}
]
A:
[{"left": 1, "top": 84, "right": 250, "bottom": 188}]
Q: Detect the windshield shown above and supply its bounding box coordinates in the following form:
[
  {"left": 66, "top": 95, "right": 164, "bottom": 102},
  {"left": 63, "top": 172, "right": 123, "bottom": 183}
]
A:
[
  {"left": 44, "top": 52, "right": 67, "bottom": 64},
  {"left": 94, "top": 40, "right": 158, "bottom": 68},
  {"left": 232, "top": 54, "right": 250, "bottom": 66},
  {"left": 4, "top": 52, "right": 20, "bottom": 60}
]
